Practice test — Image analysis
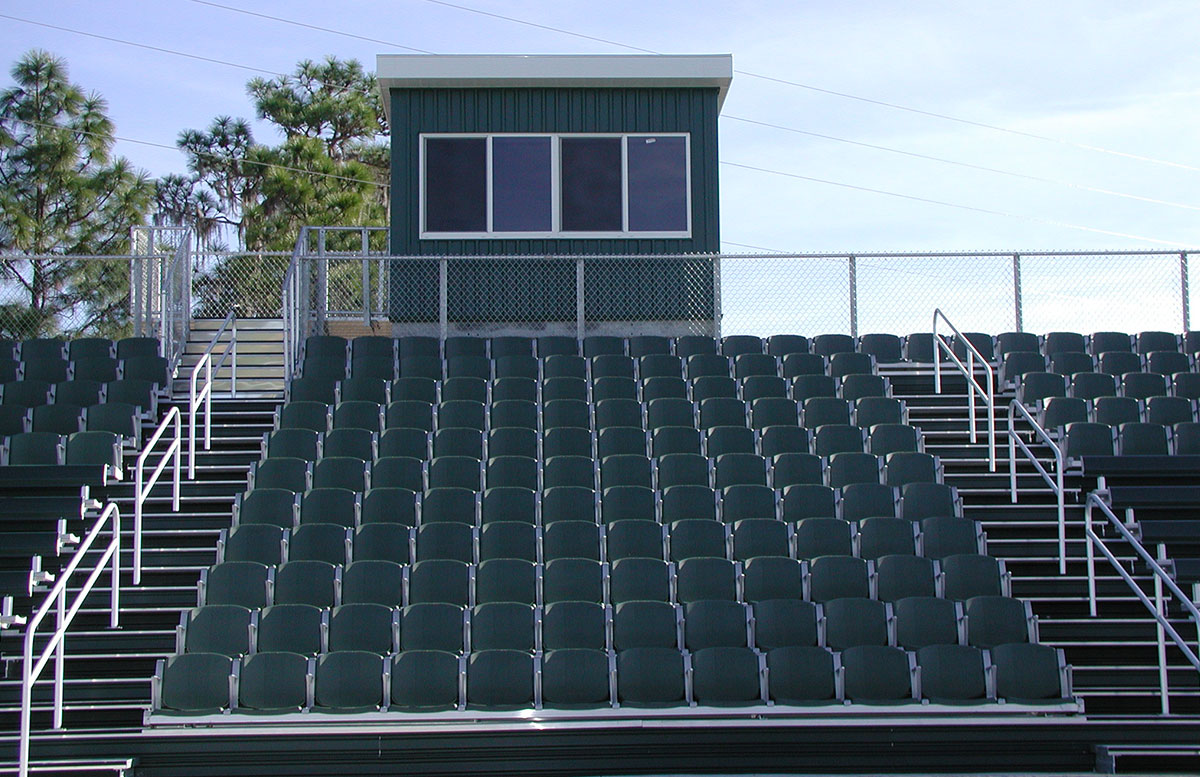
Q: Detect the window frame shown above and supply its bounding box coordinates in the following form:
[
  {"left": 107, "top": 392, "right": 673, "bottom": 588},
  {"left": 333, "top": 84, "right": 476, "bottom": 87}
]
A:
[{"left": 418, "top": 132, "right": 692, "bottom": 240}]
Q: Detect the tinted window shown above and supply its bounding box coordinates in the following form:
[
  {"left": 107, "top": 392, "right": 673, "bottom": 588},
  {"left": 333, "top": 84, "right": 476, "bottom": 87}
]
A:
[
  {"left": 425, "top": 138, "right": 486, "bottom": 233},
  {"left": 493, "top": 137, "right": 552, "bottom": 232},
  {"left": 627, "top": 136, "right": 688, "bottom": 232},
  {"left": 561, "top": 138, "right": 622, "bottom": 232}
]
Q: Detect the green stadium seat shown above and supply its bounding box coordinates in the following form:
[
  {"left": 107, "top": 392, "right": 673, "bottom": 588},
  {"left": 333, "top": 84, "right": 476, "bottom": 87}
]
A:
[
  {"left": 766, "top": 646, "right": 837, "bottom": 705},
  {"left": 400, "top": 603, "right": 466, "bottom": 654},
  {"left": 313, "top": 651, "right": 384, "bottom": 713},
  {"left": 894, "top": 596, "right": 961, "bottom": 650},
  {"left": 328, "top": 603, "right": 396, "bottom": 654},
  {"left": 391, "top": 650, "right": 461, "bottom": 711}
]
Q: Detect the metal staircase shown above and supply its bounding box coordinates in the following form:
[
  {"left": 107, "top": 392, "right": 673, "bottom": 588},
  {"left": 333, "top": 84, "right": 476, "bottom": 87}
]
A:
[{"left": 174, "top": 319, "right": 286, "bottom": 400}]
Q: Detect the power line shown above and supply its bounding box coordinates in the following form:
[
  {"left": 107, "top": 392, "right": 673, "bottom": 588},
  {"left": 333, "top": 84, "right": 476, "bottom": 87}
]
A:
[
  {"left": 721, "top": 115, "right": 1200, "bottom": 213},
  {"left": 417, "top": 0, "right": 1200, "bottom": 175},
  {"left": 719, "top": 160, "right": 1192, "bottom": 248}
]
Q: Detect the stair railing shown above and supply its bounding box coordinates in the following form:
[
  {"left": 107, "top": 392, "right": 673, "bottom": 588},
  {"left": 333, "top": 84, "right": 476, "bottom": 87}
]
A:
[
  {"left": 134, "top": 406, "right": 181, "bottom": 585},
  {"left": 19, "top": 502, "right": 122, "bottom": 777},
  {"left": 932, "top": 309, "right": 996, "bottom": 470},
  {"left": 1008, "top": 400, "right": 1067, "bottom": 573},
  {"left": 1085, "top": 489, "right": 1200, "bottom": 715},
  {"left": 189, "top": 307, "right": 238, "bottom": 478}
]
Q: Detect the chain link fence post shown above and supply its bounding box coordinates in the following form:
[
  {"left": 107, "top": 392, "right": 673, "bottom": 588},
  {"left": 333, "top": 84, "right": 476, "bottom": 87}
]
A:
[
  {"left": 576, "top": 257, "right": 586, "bottom": 341},
  {"left": 848, "top": 255, "right": 858, "bottom": 338},
  {"left": 1181, "top": 252, "right": 1190, "bottom": 333},
  {"left": 1013, "top": 253, "right": 1024, "bottom": 332}
]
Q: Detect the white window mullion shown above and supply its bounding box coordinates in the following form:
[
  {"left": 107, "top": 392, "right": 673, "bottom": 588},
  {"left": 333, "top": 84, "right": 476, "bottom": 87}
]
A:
[{"left": 620, "top": 136, "right": 630, "bottom": 234}]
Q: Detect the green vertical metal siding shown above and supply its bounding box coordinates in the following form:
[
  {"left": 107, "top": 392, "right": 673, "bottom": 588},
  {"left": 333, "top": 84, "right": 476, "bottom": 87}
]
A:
[{"left": 387, "top": 86, "right": 720, "bottom": 323}]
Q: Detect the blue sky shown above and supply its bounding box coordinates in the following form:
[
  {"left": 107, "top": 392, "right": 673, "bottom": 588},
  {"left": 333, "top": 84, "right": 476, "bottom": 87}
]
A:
[{"left": 3, "top": 0, "right": 1200, "bottom": 254}]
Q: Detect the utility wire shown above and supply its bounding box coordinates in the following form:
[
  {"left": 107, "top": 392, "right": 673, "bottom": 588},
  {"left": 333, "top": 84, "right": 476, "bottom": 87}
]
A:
[{"left": 417, "top": 0, "right": 1200, "bottom": 175}]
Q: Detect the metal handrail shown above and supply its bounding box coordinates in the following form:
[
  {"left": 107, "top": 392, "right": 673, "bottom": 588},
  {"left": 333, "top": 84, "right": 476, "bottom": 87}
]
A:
[
  {"left": 19, "top": 502, "right": 121, "bottom": 777},
  {"left": 1084, "top": 491, "right": 1200, "bottom": 714},
  {"left": 932, "top": 308, "right": 996, "bottom": 470},
  {"left": 189, "top": 308, "right": 238, "bottom": 478},
  {"left": 1008, "top": 399, "right": 1066, "bottom": 574},
  {"left": 134, "top": 407, "right": 181, "bottom": 585}
]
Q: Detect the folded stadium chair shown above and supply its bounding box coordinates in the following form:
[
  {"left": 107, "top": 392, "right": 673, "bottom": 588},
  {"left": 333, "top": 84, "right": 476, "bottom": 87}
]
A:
[
  {"left": 733, "top": 353, "right": 779, "bottom": 380},
  {"left": 1118, "top": 421, "right": 1170, "bottom": 455},
  {"left": 828, "top": 452, "right": 882, "bottom": 489},
  {"left": 398, "top": 356, "right": 442, "bottom": 383},
  {"left": 1069, "top": 371, "right": 1119, "bottom": 401},
  {"left": 1041, "top": 397, "right": 1088, "bottom": 432},
  {"left": 597, "top": 427, "right": 648, "bottom": 459},
  {"left": 999, "top": 352, "right": 1047, "bottom": 387},
  {"left": 30, "top": 404, "right": 83, "bottom": 435},
  {"left": 400, "top": 603, "right": 467, "bottom": 654},
  {"left": 854, "top": 396, "right": 906, "bottom": 428},
  {"left": 1089, "top": 331, "right": 1132, "bottom": 356},
  {"left": 652, "top": 426, "right": 701, "bottom": 457},
  {"left": 542, "top": 558, "right": 604, "bottom": 604},
  {"left": 1145, "top": 395, "right": 1195, "bottom": 426},
  {"left": 714, "top": 452, "right": 768, "bottom": 488},
  {"left": 199, "top": 561, "right": 271, "bottom": 609},
  {"left": 471, "top": 602, "right": 536, "bottom": 653},
  {"left": 952, "top": 332, "right": 994, "bottom": 363},
  {"left": 900, "top": 482, "right": 962, "bottom": 521},
  {"left": 155, "top": 653, "right": 233, "bottom": 715},
  {"left": 609, "top": 557, "right": 672, "bottom": 604},
  {"left": 537, "top": 336, "right": 579, "bottom": 358},
  {"left": 484, "top": 455, "right": 537, "bottom": 491},
  {"left": 445, "top": 356, "right": 490, "bottom": 383},
  {"left": 884, "top": 451, "right": 940, "bottom": 488},
  {"left": 339, "top": 559, "right": 404, "bottom": 607},
  {"left": 1017, "top": 372, "right": 1068, "bottom": 405},
  {"left": 542, "top": 520, "right": 601, "bottom": 562},
  {"left": 237, "top": 652, "right": 310, "bottom": 714},
  {"left": 591, "top": 354, "right": 635, "bottom": 382},
  {"left": 594, "top": 398, "right": 643, "bottom": 431},
  {"left": 477, "top": 520, "right": 537, "bottom": 564},
  {"left": 759, "top": 425, "right": 810, "bottom": 457},
  {"left": 684, "top": 600, "right": 751, "bottom": 651},
  {"left": 661, "top": 484, "right": 717, "bottom": 524},
  {"left": 583, "top": 336, "right": 625, "bottom": 358},
  {"left": 839, "top": 374, "right": 889, "bottom": 402},
  {"left": 72, "top": 356, "right": 120, "bottom": 383},
  {"left": 752, "top": 598, "right": 818, "bottom": 651},
  {"left": 234, "top": 488, "right": 298, "bottom": 530},
  {"left": 668, "top": 519, "right": 728, "bottom": 561},
  {"left": 353, "top": 523, "right": 413, "bottom": 565},
  {"left": 328, "top": 602, "right": 396, "bottom": 654},
  {"left": 616, "top": 647, "right": 687, "bottom": 707},
  {"left": 641, "top": 376, "right": 687, "bottom": 402},
  {"left": 766, "top": 335, "right": 810, "bottom": 357},
  {"left": 286, "top": 376, "right": 337, "bottom": 405},
  {"left": 480, "top": 486, "right": 536, "bottom": 526},
  {"left": 793, "top": 517, "right": 853, "bottom": 559},
  {"left": 332, "top": 400, "right": 383, "bottom": 433},
  {"left": 802, "top": 397, "right": 851, "bottom": 428},
  {"left": 741, "top": 375, "right": 788, "bottom": 402},
  {"left": 20, "top": 357, "right": 70, "bottom": 384},
  {"left": 699, "top": 397, "right": 748, "bottom": 430},
  {"left": 219, "top": 524, "right": 285, "bottom": 566},
  {"left": 542, "top": 601, "right": 607, "bottom": 651},
  {"left": 178, "top": 605, "right": 253, "bottom": 657},
  {"left": 706, "top": 426, "right": 756, "bottom": 457},
  {"left": 751, "top": 397, "right": 799, "bottom": 429},
  {"left": 874, "top": 555, "right": 937, "bottom": 602},
  {"left": 612, "top": 600, "right": 680, "bottom": 651},
  {"left": 894, "top": 596, "right": 961, "bottom": 650},
  {"left": 942, "top": 555, "right": 1008, "bottom": 600},
  {"left": 121, "top": 355, "right": 170, "bottom": 388},
  {"left": 991, "top": 643, "right": 1072, "bottom": 704},
  {"left": 823, "top": 597, "right": 888, "bottom": 649},
  {"left": 0, "top": 405, "right": 26, "bottom": 436},
  {"left": 856, "top": 517, "right": 917, "bottom": 559},
  {"left": 407, "top": 559, "right": 472, "bottom": 607},
  {"left": 917, "top": 644, "right": 989, "bottom": 704},
  {"left": 277, "top": 401, "right": 330, "bottom": 434},
  {"left": 840, "top": 483, "right": 899, "bottom": 523},
  {"left": 487, "top": 427, "right": 537, "bottom": 459},
  {"left": 766, "top": 646, "right": 837, "bottom": 705},
  {"left": 730, "top": 519, "right": 791, "bottom": 561},
  {"left": 540, "top": 649, "right": 613, "bottom": 709},
  {"left": 357, "top": 484, "right": 415, "bottom": 527},
  {"left": 606, "top": 520, "right": 666, "bottom": 561},
  {"left": 311, "top": 457, "right": 369, "bottom": 493},
  {"left": 628, "top": 335, "right": 672, "bottom": 358},
  {"left": 432, "top": 428, "right": 483, "bottom": 460},
  {"left": 593, "top": 378, "right": 637, "bottom": 404},
  {"left": 541, "top": 427, "right": 591, "bottom": 459},
  {"left": 1049, "top": 351, "right": 1095, "bottom": 376},
  {"left": 690, "top": 375, "right": 737, "bottom": 402},
  {"left": 543, "top": 455, "right": 596, "bottom": 490},
  {"left": 543, "top": 357, "right": 587, "bottom": 383},
  {"left": 782, "top": 353, "right": 828, "bottom": 379},
  {"left": 646, "top": 397, "right": 695, "bottom": 430},
  {"left": 370, "top": 456, "right": 422, "bottom": 492},
  {"left": 808, "top": 557, "right": 871, "bottom": 604},
  {"left": 1174, "top": 372, "right": 1200, "bottom": 400},
  {"left": 1098, "top": 351, "right": 1143, "bottom": 377},
  {"left": 638, "top": 353, "right": 684, "bottom": 380},
  {"left": 742, "top": 556, "right": 805, "bottom": 603},
  {"left": 378, "top": 428, "right": 429, "bottom": 460},
  {"left": 675, "top": 335, "right": 717, "bottom": 358},
  {"left": 841, "top": 645, "right": 915, "bottom": 704},
  {"left": 1145, "top": 350, "right": 1191, "bottom": 376},
  {"left": 781, "top": 484, "right": 837, "bottom": 522},
  {"left": 1, "top": 379, "right": 52, "bottom": 408},
  {"left": 444, "top": 336, "right": 486, "bottom": 360},
  {"left": 493, "top": 357, "right": 538, "bottom": 383},
  {"left": 812, "top": 334, "right": 855, "bottom": 357},
  {"left": 771, "top": 452, "right": 824, "bottom": 488},
  {"left": 1137, "top": 330, "right": 1180, "bottom": 354},
  {"left": 995, "top": 332, "right": 1039, "bottom": 358},
  {"left": 84, "top": 402, "right": 140, "bottom": 447},
  {"left": 1064, "top": 421, "right": 1116, "bottom": 461},
  {"left": 965, "top": 595, "right": 1033, "bottom": 648},
  {"left": 921, "top": 516, "right": 985, "bottom": 559},
  {"left": 858, "top": 333, "right": 903, "bottom": 363},
  {"left": 313, "top": 651, "right": 384, "bottom": 713},
  {"left": 902, "top": 333, "right": 945, "bottom": 364},
  {"left": 721, "top": 335, "right": 764, "bottom": 357},
  {"left": 1122, "top": 371, "right": 1170, "bottom": 401},
  {"left": 868, "top": 424, "right": 921, "bottom": 457},
  {"left": 542, "top": 398, "right": 590, "bottom": 430},
  {"left": 540, "top": 486, "right": 597, "bottom": 524},
  {"left": 288, "top": 523, "right": 350, "bottom": 566},
  {"left": 829, "top": 352, "right": 875, "bottom": 379},
  {"left": 415, "top": 522, "right": 475, "bottom": 563},
  {"left": 600, "top": 485, "right": 657, "bottom": 524},
  {"left": 685, "top": 354, "right": 732, "bottom": 381},
  {"left": 390, "top": 377, "right": 437, "bottom": 404},
  {"left": 298, "top": 488, "right": 358, "bottom": 528},
  {"left": 1043, "top": 331, "right": 1086, "bottom": 356},
  {"left": 350, "top": 334, "right": 395, "bottom": 363},
  {"left": 256, "top": 603, "right": 324, "bottom": 655}
]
